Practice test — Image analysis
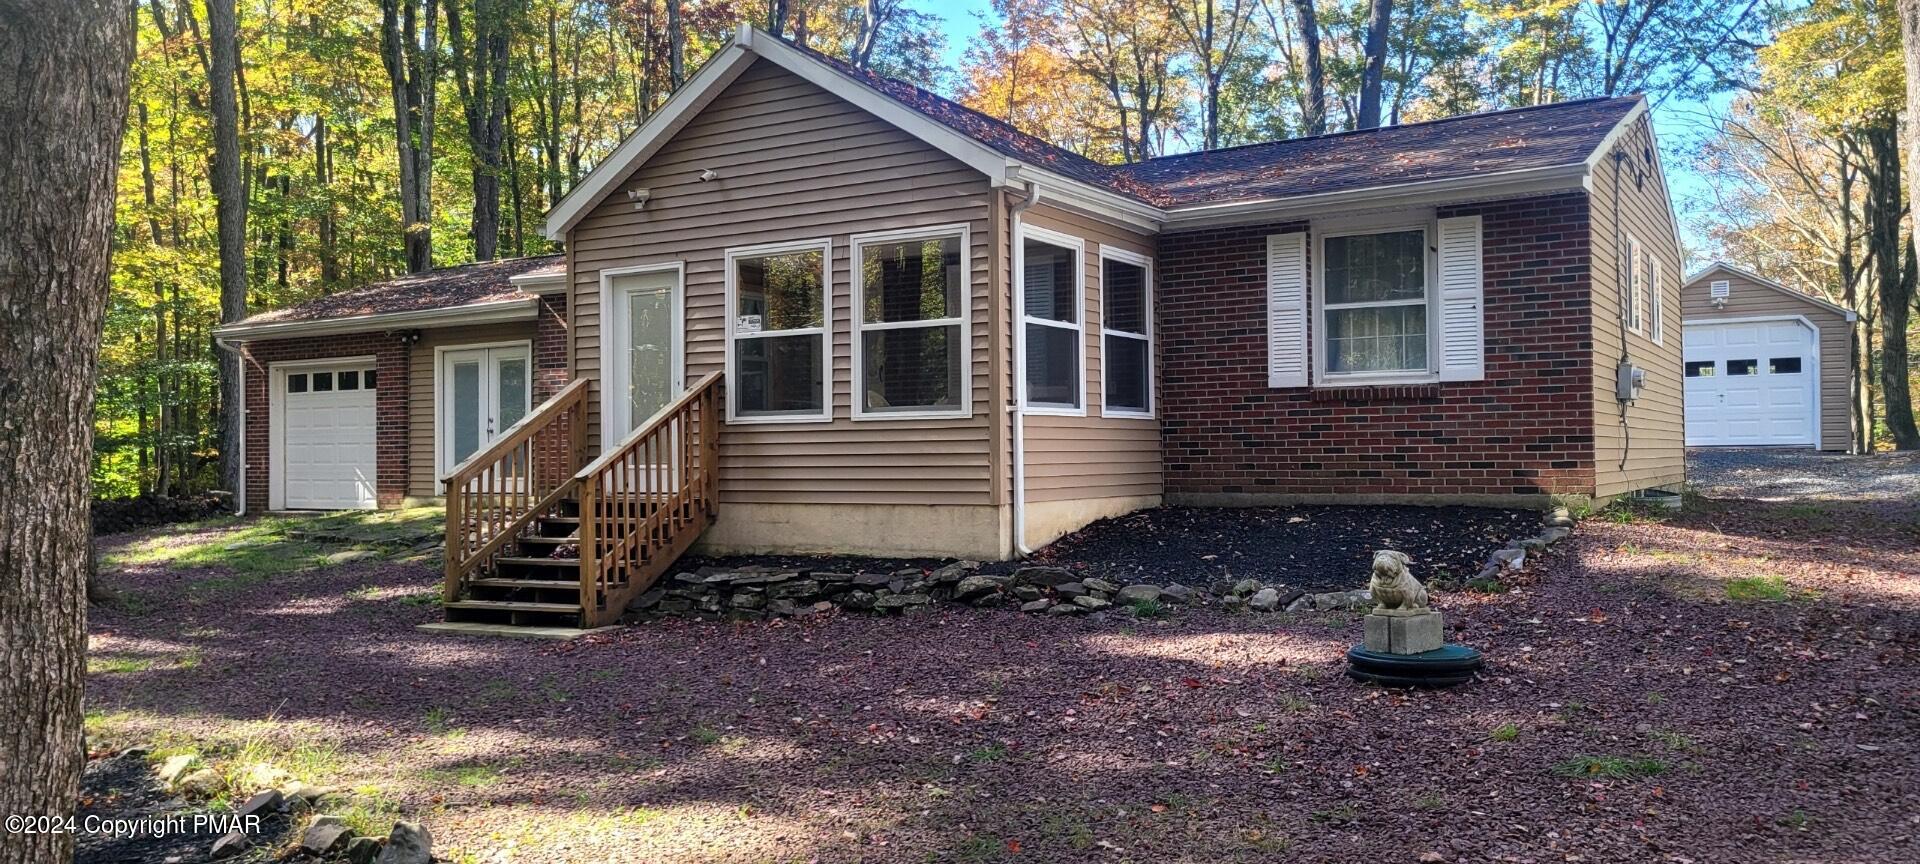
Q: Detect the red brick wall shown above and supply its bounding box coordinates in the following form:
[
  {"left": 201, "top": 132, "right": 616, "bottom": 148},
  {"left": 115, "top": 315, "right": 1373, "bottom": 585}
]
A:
[
  {"left": 241, "top": 332, "right": 411, "bottom": 512},
  {"left": 1157, "top": 193, "right": 1597, "bottom": 499},
  {"left": 533, "top": 293, "right": 569, "bottom": 401}
]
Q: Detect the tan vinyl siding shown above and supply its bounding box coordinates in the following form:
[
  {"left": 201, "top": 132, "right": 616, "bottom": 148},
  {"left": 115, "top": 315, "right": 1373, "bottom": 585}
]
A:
[
  {"left": 1019, "top": 202, "right": 1163, "bottom": 504},
  {"left": 1682, "top": 270, "right": 1852, "bottom": 450},
  {"left": 1588, "top": 116, "right": 1686, "bottom": 497},
  {"left": 567, "top": 59, "right": 995, "bottom": 507},
  {"left": 406, "top": 321, "right": 540, "bottom": 498}
]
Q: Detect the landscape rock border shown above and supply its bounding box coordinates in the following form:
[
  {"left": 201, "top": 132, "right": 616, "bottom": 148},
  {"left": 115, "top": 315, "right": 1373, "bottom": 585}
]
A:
[{"left": 1466, "top": 505, "right": 1575, "bottom": 585}]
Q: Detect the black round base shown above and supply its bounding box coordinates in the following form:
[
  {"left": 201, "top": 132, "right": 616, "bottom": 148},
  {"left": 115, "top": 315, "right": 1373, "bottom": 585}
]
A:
[{"left": 1346, "top": 643, "right": 1484, "bottom": 688}]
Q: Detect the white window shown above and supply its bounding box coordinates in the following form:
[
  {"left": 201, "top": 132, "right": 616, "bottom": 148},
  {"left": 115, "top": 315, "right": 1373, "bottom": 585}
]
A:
[
  {"left": 1100, "top": 249, "right": 1153, "bottom": 417},
  {"left": 851, "top": 226, "right": 970, "bottom": 419},
  {"left": 1018, "top": 225, "right": 1085, "bottom": 414},
  {"left": 1623, "top": 234, "right": 1644, "bottom": 335},
  {"left": 1317, "top": 223, "right": 1431, "bottom": 379},
  {"left": 725, "top": 239, "right": 831, "bottom": 422}
]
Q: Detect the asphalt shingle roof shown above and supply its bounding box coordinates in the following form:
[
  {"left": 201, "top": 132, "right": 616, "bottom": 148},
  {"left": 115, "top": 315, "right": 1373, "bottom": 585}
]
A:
[
  {"left": 1112, "top": 96, "right": 1642, "bottom": 207},
  {"left": 234, "top": 255, "right": 562, "bottom": 326}
]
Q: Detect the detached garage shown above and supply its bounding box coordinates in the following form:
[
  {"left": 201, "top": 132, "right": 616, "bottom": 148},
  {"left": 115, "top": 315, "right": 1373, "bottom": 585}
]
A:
[{"left": 1681, "top": 263, "right": 1857, "bottom": 450}]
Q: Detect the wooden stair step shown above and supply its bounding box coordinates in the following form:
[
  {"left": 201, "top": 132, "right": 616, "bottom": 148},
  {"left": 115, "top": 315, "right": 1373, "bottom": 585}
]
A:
[
  {"left": 445, "top": 599, "right": 582, "bottom": 613},
  {"left": 540, "top": 515, "right": 580, "bottom": 525},
  {"left": 515, "top": 534, "right": 575, "bottom": 545},
  {"left": 495, "top": 556, "right": 579, "bottom": 568},
  {"left": 470, "top": 578, "right": 582, "bottom": 590}
]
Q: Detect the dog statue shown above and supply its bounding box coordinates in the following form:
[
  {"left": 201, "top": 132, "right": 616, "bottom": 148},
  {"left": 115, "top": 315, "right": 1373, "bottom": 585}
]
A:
[{"left": 1367, "top": 550, "right": 1429, "bottom": 615}]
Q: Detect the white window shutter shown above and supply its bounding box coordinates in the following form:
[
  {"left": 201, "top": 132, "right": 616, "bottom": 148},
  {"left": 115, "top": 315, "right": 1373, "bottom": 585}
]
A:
[
  {"left": 1436, "top": 215, "right": 1484, "bottom": 382},
  {"left": 1266, "top": 233, "right": 1308, "bottom": 388}
]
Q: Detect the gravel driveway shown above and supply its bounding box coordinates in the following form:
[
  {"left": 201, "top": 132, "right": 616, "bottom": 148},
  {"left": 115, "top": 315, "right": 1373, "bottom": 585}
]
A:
[
  {"left": 84, "top": 500, "right": 1920, "bottom": 864},
  {"left": 1688, "top": 447, "right": 1920, "bottom": 502}
]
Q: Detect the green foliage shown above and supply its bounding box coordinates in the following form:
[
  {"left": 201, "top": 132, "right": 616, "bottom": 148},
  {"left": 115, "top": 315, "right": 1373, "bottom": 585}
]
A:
[
  {"left": 1489, "top": 722, "right": 1520, "bottom": 742},
  {"left": 1726, "top": 575, "right": 1798, "bottom": 602}
]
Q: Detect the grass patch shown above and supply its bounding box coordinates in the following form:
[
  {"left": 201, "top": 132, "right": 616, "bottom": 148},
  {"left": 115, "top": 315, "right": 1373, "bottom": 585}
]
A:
[
  {"left": 1489, "top": 722, "right": 1520, "bottom": 743},
  {"left": 1649, "top": 730, "right": 1695, "bottom": 752},
  {"left": 329, "top": 789, "right": 408, "bottom": 838},
  {"left": 423, "top": 707, "right": 463, "bottom": 737},
  {"left": 421, "top": 762, "right": 502, "bottom": 788},
  {"left": 1465, "top": 577, "right": 1509, "bottom": 594},
  {"left": 689, "top": 724, "right": 722, "bottom": 745},
  {"left": 102, "top": 508, "right": 443, "bottom": 585},
  {"left": 1726, "top": 575, "right": 1798, "bottom": 602},
  {"left": 87, "top": 655, "right": 156, "bottom": 675},
  {"left": 1596, "top": 499, "right": 1673, "bottom": 524},
  {"left": 1127, "top": 598, "right": 1166, "bottom": 619},
  {"left": 1551, "top": 754, "right": 1669, "bottom": 780},
  {"left": 966, "top": 743, "right": 1008, "bottom": 764},
  {"left": 1309, "top": 804, "right": 1358, "bottom": 825}
]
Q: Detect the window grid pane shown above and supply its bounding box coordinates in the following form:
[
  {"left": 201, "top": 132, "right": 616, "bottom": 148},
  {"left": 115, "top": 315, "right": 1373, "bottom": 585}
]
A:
[
  {"left": 862, "top": 236, "right": 961, "bottom": 325},
  {"left": 311, "top": 371, "right": 334, "bottom": 392},
  {"left": 1326, "top": 306, "right": 1427, "bottom": 374},
  {"left": 736, "top": 248, "right": 824, "bottom": 333},
  {"left": 1025, "top": 322, "right": 1080, "bottom": 408},
  {"left": 861, "top": 324, "right": 961, "bottom": 413},
  {"left": 1105, "top": 333, "right": 1149, "bottom": 412},
  {"left": 287, "top": 373, "right": 307, "bottom": 394},
  {"left": 1103, "top": 258, "right": 1147, "bottom": 335},
  {"left": 1022, "top": 239, "right": 1077, "bottom": 324},
  {"left": 735, "top": 333, "right": 824, "bottom": 417},
  {"left": 1324, "top": 230, "right": 1425, "bottom": 305}
]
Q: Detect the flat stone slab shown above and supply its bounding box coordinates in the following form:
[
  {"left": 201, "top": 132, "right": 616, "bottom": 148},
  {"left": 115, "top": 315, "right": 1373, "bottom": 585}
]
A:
[{"left": 415, "top": 622, "right": 623, "bottom": 641}]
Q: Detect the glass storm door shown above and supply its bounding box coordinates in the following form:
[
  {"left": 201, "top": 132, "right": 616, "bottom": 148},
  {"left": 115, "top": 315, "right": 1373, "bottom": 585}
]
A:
[
  {"left": 442, "top": 345, "right": 531, "bottom": 476},
  {"left": 606, "top": 270, "right": 683, "bottom": 436}
]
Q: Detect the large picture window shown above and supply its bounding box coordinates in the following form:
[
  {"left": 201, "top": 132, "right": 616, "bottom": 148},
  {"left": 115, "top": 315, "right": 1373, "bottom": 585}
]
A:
[
  {"left": 1100, "top": 251, "right": 1152, "bottom": 416},
  {"left": 727, "top": 240, "right": 830, "bottom": 421},
  {"left": 1020, "top": 228, "right": 1083, "bottom": 412},
  {"left": 853, "top": 228, "right": 968, "bottom": 418},
  {"left": 1320, "top": 227, "right": 1429, "bottom": 376}
]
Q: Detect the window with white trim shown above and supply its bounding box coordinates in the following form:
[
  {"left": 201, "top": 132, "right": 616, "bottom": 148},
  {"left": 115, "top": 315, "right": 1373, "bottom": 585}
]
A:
[
  {"left": 1320, "top": 226, "right": 1430, "bottom": 377},
  {"left": 727, "top": 239, "right": 830, "bottom": 421},
  {"left": 853, "top": 228, "right": 968, "bottom": 417},
  {"left": 1020, "top": 229, "right": 1083, "bottom": 411},
  {"left": 1649, "top": 255, "right": 1664, "bottom": 343},
  {"left": 1623, "top": 234, "right": 1645, "bottom": 335},
  {"left": 1100, "top": 251, "right": 1152, "bottom": 416}
]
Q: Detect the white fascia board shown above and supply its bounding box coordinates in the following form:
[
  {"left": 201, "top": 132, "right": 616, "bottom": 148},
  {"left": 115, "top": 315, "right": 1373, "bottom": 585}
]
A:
[
  {"left": 214, "top": 298, "right": 539, "bottom": 341},
  {"left": 1160, "top": 164, "right": 1589, "bottom": 230},
  {"left": 542, "top": 41, "right": 756, "bottom": 240},
  {"left": 1581, "top": 97, "right": 1649, "bottom": 175},
  {"left": 509, "top": 271, "right": 568, "bottom": 294},
  {"left": 1004, "top": 163, "right": 1165, "bottom": 232}
]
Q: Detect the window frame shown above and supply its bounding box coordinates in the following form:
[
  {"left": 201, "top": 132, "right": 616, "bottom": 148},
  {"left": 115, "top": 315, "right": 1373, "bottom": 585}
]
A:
[
  {"left": 1015, "top": 223, "right": 1088, "bottom": 416},
  {"left": 1312, "top": 216, "right": 1440, "bottom": 386},
  {"left": 1624, "top": 233, "right": 1646, "bottom": 336},
  {"left": 1097, "top": 246, "right": 1154, "bottom": 418},
  {"left": 722, "top": 237, "right": 834, "bottom": 425},
  {"left": 848, "top": 224, "right": 973, "bottom": 421}
]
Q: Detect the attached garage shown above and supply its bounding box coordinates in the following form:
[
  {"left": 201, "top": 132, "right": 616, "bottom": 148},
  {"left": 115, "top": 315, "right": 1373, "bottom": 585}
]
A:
[
  {"left": 272, "top": 358, "right": 380, "bottom": 509},
  {"left": 1681, "top": 263, "right": 1857, "bottom": 451}
]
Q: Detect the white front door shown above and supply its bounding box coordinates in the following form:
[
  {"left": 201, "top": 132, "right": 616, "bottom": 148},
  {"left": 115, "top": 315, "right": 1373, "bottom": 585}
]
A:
[
  {"left": 278, "top": 362, "right": 378, "bottom": 509},
  {"left": 605, "top": 267, "right": 684, "bottom": 442},
  {"left": 1684, "top": 320, "right": 1817, "bottom": 447},
  {"left": 441, "top": 345, "right": 532, "bottom": 478}
]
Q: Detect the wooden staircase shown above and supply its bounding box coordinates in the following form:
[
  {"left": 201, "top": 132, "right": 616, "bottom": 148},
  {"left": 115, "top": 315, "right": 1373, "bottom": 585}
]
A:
[{"left": 439, "top": 373, "right": 723, "bottom": 631}]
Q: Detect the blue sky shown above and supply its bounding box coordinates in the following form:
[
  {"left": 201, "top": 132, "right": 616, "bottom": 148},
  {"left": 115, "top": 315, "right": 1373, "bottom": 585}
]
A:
[{"left": 924, "top": 3, "right": 1722, "bottom": 252}]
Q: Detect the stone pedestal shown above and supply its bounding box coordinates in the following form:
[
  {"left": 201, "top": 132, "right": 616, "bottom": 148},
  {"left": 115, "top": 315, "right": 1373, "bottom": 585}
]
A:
[{"left": 1363, "top": 610, "right": 1445, "bottom": 655}]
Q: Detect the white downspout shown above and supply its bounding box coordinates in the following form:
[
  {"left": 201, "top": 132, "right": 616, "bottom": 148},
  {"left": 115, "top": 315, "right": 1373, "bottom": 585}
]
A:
[
  {"left": 1008, "top": 182, "right": 1041, "bottom": 556},
  {"left": 213, "top": 336, "right": 247, "bottom": 516}
]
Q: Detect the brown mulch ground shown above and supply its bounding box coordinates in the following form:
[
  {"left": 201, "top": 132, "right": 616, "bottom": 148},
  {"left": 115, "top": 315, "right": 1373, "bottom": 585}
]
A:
[{"left": 85, "top": 498, "right": 1920, "bottom": 863}]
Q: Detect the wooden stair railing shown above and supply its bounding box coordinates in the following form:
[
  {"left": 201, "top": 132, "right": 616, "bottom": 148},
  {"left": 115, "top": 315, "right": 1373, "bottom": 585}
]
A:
[
  {"left": 442, "top": 379, "right": 590, "bottom": 604},
  {"left": 574, "top": 371, "right": 723, "bottom": 627}
]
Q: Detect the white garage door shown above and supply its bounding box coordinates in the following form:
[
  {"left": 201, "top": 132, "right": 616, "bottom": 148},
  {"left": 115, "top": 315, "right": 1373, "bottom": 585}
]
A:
[
  {"left": 278, "top": 363, "right": 378, "bottom": 509},
  {"left": 1684, "top": 320, "right": 1816, "bottom": 447}
]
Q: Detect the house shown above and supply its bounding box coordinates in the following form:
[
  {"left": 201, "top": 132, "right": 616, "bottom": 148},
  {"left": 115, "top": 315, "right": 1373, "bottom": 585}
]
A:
[
  {"left": 1681, "top": 262, "right": 1858, "bottom": 450},
  {"left": 214, "top": 26, "right": 1684, "bottom": 629}
]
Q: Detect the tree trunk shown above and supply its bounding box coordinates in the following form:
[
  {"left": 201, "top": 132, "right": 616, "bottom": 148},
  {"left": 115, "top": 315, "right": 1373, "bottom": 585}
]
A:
[
  {"left": 207, "top": 0, "right": 247, "bottom": 504},
  {"left": 381, "top": 0, "right": 438, "bottom": 273},
  {"left": 667, "top": 0, "right": 684, "bottom": 85},
  {"left": 1865, "top": 122, "right": 1920, "bottom": 449},
  {"left": 448, "top": 0, "right": 509, "bottom": 262},
  {"left": 1292, "top": 0, "right": 1326, "bottom": 134},
  {"left": 1357, "top": 0, "right": 1392, "bottom": 129},
  {"left": 1897, "top": 0, "right": 1920, "bottom": 448},
  {"left": 0, "top": 3, "right": 132, "bottom": 863}
]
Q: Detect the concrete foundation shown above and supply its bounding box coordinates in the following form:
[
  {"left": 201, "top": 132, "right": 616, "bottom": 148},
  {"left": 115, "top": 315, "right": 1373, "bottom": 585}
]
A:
[{"left": 1363, "top": 611, "right": 1446, "bottom": 655}]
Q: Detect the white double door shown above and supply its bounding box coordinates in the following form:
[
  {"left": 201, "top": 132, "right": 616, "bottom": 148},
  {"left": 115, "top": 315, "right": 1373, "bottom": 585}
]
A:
[{"left": 442, "top": 345, "right": 532, "bottom": 475}]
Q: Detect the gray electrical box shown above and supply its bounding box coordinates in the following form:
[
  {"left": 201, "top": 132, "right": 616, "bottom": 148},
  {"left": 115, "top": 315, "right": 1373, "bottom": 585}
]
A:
[{"left": 1615, "top": 360, "right": 1646, "bottom": 403}]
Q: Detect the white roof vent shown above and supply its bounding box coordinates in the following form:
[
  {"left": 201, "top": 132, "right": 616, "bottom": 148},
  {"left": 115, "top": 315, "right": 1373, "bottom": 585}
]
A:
[{"left": 1709, "top": 279, "right": 1731, "bottom": 298}]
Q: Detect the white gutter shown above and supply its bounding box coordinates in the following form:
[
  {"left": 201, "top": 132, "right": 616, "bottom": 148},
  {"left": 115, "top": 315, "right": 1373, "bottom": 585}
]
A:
[
  {"left": 508, "top": 270, "right": 568, "bottom": 294},
  {"left": 213, "top": 336, "right": 247, "bottom": 516},
  {"left": 213, "top": 297, "right": 538, "bottom": 341},
  {"left": 1007, "top": 182, "right": 1042, "bottom": 557}
]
